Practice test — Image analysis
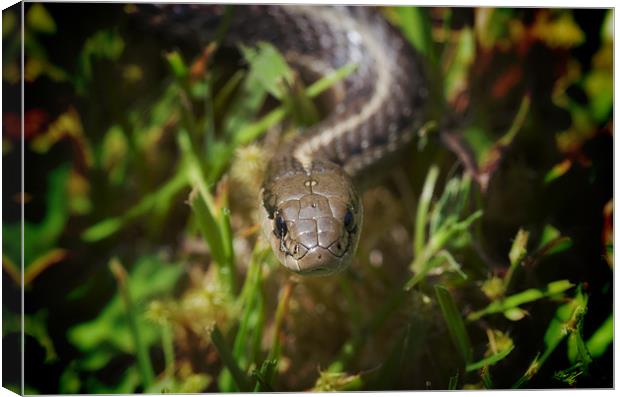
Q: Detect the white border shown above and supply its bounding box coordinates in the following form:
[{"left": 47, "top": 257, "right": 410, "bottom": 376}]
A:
[{"left": 0, "top": 1, "right": 617, "bottom": 397}]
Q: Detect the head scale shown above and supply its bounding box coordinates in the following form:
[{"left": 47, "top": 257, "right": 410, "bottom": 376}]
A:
[{"left": 260, "top": 160, "right": 363, "bottom": 276}]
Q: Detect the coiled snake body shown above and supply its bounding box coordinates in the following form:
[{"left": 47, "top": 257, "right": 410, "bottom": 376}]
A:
[{"left": 143, "top": 4, "right": 429, "bottom": 275}]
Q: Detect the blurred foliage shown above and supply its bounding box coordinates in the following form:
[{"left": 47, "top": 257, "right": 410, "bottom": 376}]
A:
[
  {"left": 4, "top": 164, "right": 71, "bottom": 278},
  {"left": 2, "top": 4, "right": 613, "bottom": 393},
  {"left": 67, "top": 257, "right": 183, "bottom": 366}
]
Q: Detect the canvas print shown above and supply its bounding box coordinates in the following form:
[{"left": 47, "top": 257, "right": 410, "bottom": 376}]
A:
[{"left": 1, "top": 1, "right": 614, "bottom": 393}]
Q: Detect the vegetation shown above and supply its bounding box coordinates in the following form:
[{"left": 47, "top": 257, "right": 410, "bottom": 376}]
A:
[{"left": 2, "top": 4, "right": 613, "bottom": 393}]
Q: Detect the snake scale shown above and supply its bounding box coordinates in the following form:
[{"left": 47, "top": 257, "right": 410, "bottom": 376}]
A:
[{"left": 140, "top": 4, "right": 429, "bottom": 275}]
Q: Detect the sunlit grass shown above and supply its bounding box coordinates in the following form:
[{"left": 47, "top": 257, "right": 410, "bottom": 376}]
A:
[{"left": 2, "top": 4, "right": 613, "bottom": 393}]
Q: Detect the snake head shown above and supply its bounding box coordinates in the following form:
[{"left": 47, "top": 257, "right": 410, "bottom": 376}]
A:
[{"left": 260, "top": 160, "right": 363, "bottom": 276}]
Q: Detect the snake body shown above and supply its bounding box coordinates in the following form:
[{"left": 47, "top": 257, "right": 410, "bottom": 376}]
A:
[{"left": 141, "top": 5, "right": 429, "bottom": 275}]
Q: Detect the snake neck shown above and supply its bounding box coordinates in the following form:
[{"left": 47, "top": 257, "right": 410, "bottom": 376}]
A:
[
  {"left": 262, "top": 6, "right": 429, "bottom": 189},
  {"left": 139, "top": 4, "right": 429, "bottom": 187}
]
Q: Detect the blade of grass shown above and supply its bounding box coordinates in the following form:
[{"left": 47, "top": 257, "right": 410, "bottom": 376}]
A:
[
  {"left": 81, "top": 169, "right": 187, "bottom": 242},
  {"left": 213, "top": 69, "right": 246, "bottom": 116},
  {"left": 179, "top": 129, "right": 236, "bottom": 294},
  {"left": 585, "top": 313, "right": 613, "bottom": 358},
  {"left": 219, "top": 245, "right": 266, "bottom": 391},
  {"left": 109, "top": 258, "right": 155, "bottom": 389},
  {"left": 305, "top": 62, "right": 357, "bottom": 97},
  {"left": 384, "top": 7, "right": 434, "bottom": 62},
  {"left": 210, "top": 325, "right": 252, "bottom": 392},
  {"left": 448, "top": 370, "right": 459, "bottom": 390},
  {"left": 466, "top": 346, "right": 514, "bottom": 372},
  {"left": 252, "top": 360, "right": 277, "bottom": 392},
  {"left": 414, "top": 165, "right": 439, "bottom": 261},
  {"left": 435, "top": 284, "right": 473, "bottom": 365},
  {"left": 218, "top": 207, "right": 235, "bottom": 292},
  {"left": 468, "top": 280, "right": 574, "bottom": 321}
]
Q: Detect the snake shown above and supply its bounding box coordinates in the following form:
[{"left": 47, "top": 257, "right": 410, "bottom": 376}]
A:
[{"left": 140, "top": 4, "right": 429, "bottom": 276}]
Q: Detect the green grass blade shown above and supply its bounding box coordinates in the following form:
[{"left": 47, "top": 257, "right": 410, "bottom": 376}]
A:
[
  {"left": 214, "top": 69, "right": 246, "bottom": 116},
  {"left": 109, "top": 258, "right": 155, "bottom": 389},
  {"left": 305, "top": 62, "right": 357, "bottom": 98},
  {"left": 253, "top": 360, "right": 277, "bottom": 392},
  {"left": 164, "top": 50, "right": 188, "bottom": 80},
  {"left": 434, "top": 284, "right": 473, "bottom": 365},
  {"left": 448, "top": 370, "right": 459, "bottom": 390},
  {"left": 218, "top": 207, "right": 236, "bottom": 292},
  {"left": 386, "top": 7, "right": 434, "bottom": 61},
  {"left": 210, "top": 326, "right": 252, "bottom": 392},
  {"left": 466, "top": 345, "right": 514, "bottom": 372},
  {"left": 468, "top": 280, "right": 574, "bottom": 321},
  {"left": 219, "top": 245, "right": 266, "bottom": 391},
  {"left": 586, "top": 313, "right": 613, "bottom": 358},
  {"left": 81, "top": 170, "right": 187, "bottom": 242},
  {"left": 179, "top": 130, "right": 237, "bottom": 294},
  {"left": 414, "top": 165, "right": 439, "bottom": 261}
]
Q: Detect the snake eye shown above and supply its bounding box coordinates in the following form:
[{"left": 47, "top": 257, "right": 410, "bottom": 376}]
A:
[
  {"left": 274, "top": 215, "right": 287, "bottom": 238},
  {"left": 344, "top": 209, "right": 354, "bottom": 231}
]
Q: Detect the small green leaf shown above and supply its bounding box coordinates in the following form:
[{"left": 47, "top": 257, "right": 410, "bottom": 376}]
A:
[
  {"left": 503, "top": 307, "right": 527, "bottom": 321},
  {"left": 26, "top": 3, "right": 56, "bottom": 34},
  {"left": 239, "top": 42, "right": 292, "bottom": 99},
  {"left": 544, "top": 160, "right": 572, "bottom": 184},
  {"left": 4, "top": 164, "right": 71, "bottom": 270},
  {"left": 165, "top": 51, "right": 189, "bottom": 80},
  {"left": 223, "top": 42, "right": 292, "bottom": 137},
  {"left": 75, "top": 29, "right": 125, "bottom": 94}
]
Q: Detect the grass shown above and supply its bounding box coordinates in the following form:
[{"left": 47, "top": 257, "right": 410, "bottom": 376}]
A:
[{"left": 3, "top": 4, "right": 613, "bottom": 393}]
